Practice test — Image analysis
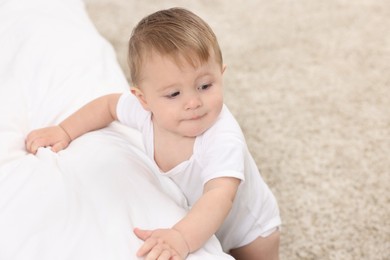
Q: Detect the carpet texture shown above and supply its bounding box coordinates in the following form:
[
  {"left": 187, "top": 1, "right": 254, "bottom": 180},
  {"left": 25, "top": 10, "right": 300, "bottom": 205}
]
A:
[{"left": 84, "top": 1, "right": 390, "bottom": 259}]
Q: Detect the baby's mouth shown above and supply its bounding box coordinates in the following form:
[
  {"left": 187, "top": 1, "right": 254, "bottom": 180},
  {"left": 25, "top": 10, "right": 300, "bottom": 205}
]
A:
[{"left": 188, "top": 113, "right": 206, "bottom": 121}]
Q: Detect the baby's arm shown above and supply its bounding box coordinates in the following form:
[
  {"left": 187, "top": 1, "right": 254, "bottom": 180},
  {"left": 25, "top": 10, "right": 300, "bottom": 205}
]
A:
[
  {"left": 26, "top": 93, "right": 121, "bottom": 154},
  {"left": 174, "top": 177, "right": 241, "bottom": 251},
  {"left": 135, "top": 177, "right": 240, "bottom": 259}
]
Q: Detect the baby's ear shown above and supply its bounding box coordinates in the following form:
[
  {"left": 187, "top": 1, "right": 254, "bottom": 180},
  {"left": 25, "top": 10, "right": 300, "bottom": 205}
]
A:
[
  {"left": 222, "top": 64, "right": 227, "bottom": 74},
  {"left": 131, "top": 87, "right": 150, "bottom": 111}
]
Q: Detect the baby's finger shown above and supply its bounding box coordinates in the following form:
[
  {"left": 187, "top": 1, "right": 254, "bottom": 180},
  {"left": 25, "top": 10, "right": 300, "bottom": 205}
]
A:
[
  {"left": 51, "top": 141, "right": 68, "bottom": 153},
  {"left": 26, "top": 133, "right": 47, "bottom": 154},
  {"left": 156, "top": 248, "right": 172, "bottom": 260},
  {"left": 145, "top": 243, "right": 170, "bottom": 260},
  {"left": 134, "top": 228, "right": 153, "bottom": 241},
  {"left": 137, "top": 237, "right": 157, "bottom": 257},
  {"left": 170, "top": 254, "right": 183, "bottom": 260},
  {"left": 31, "top": 140, "right": 44, "bottom": 154},
  {"left": 30, "top": 143, "right": 38, "bottom": 154},
  {"left": 25, "top": 133, "right": 36, "bottom": 153},
  {"left": 26, "top": 138, "right": 39, "bottom": 154}
]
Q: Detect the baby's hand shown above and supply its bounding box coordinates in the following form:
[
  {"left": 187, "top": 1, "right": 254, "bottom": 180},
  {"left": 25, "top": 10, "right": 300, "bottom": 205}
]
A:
[
  {"left": 134, "top": 228, "right": 189, "bottom": 260},
  {"left": 26, "top": 125, "right": 71, "bottom": 154}
]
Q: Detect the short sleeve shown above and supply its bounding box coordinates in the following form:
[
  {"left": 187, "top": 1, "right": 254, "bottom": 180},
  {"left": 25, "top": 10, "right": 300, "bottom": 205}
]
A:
[
  {"left": 116, "top": 92, "right": 150, "bottom": 131},
  {"left": 199, "top": 133, "right": 246, "bottom": 185}
]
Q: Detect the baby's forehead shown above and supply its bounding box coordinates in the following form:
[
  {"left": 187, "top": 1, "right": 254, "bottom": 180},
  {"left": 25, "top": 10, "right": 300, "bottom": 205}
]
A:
[
  {"left": 142, "top": 47, "right": 214, "bottom": 68},
  {"left": 133, "top": 46, "right": 222, "bottom": 86}
]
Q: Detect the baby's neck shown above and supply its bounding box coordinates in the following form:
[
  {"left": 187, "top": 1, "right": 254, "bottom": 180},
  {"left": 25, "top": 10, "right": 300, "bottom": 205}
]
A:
[{"left": 152, "top": 125, "right": 196, "bottom": 172}]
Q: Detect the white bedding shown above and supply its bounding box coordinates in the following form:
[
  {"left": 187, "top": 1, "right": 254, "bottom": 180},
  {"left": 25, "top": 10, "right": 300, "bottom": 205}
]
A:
[{"left": 0, "top": 0, "right": 233, "bottom": 259}]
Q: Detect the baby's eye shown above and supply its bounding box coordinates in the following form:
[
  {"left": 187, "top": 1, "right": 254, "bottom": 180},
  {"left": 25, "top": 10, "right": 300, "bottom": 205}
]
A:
[
  {"left": 199, "top": 84, "right": 212, "bottom": 91},
  {"left": 166, "top": 91, "right": 180, "bottom": 99}
]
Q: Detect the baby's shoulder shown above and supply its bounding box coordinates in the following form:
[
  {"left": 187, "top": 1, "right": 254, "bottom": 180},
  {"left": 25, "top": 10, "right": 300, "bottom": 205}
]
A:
[
  {"left": 199, "top": 105, "right": 246, "bottom": 151},
  {"left": 207, "top": 105, "right": 243, "bottom": 136}
]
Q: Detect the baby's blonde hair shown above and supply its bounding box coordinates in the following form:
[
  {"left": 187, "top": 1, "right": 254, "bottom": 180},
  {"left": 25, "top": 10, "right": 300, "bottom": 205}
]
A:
[{"left": 128, "top": 7, "right": 223, "bottom": 86}]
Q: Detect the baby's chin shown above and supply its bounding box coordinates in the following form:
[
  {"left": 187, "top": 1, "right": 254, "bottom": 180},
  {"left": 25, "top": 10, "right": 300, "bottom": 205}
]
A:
[
  {"left": 181, "top": 129, "right": 206, "bottom": 138},
  {"left": 182, "top": 124, "right": 213, "bottom": 138}
]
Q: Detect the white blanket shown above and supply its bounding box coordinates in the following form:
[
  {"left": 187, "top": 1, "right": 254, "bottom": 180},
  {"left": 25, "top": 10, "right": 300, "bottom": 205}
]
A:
[{"left": 0, "top": 0, "right": 233, "bottom": 259}]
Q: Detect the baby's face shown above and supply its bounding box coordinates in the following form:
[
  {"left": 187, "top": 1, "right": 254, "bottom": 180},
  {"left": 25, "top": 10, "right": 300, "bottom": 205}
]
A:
[{"left": 135, "top": 51, "right": 225, "bottom": 138}]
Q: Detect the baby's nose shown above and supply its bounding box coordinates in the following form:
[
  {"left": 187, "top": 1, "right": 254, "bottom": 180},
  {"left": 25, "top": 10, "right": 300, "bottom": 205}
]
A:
[{"left": 185, "top": 95, "right": 202, "bottom": 110}]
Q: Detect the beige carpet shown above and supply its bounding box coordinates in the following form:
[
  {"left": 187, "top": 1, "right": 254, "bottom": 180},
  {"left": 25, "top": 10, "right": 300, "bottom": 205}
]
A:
[{"left": 84, "top": 1, "right": 390, "bottom": 259}]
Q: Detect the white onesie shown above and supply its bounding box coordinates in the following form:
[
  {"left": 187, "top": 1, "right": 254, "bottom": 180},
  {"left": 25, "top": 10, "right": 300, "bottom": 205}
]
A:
[{"left": 117, "top": 92, "right": 281, "bottom": 252}]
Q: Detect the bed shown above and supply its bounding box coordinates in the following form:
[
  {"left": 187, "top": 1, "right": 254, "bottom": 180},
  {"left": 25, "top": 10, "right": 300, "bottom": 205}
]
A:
[{"left": 0, "top": 0, "right": 233, "bottom": 259}]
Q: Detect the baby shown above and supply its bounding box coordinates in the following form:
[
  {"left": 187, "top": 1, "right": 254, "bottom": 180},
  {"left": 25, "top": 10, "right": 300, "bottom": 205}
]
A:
[{"left": 26, "top": 8, "right": 281, "bottom": 260}]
